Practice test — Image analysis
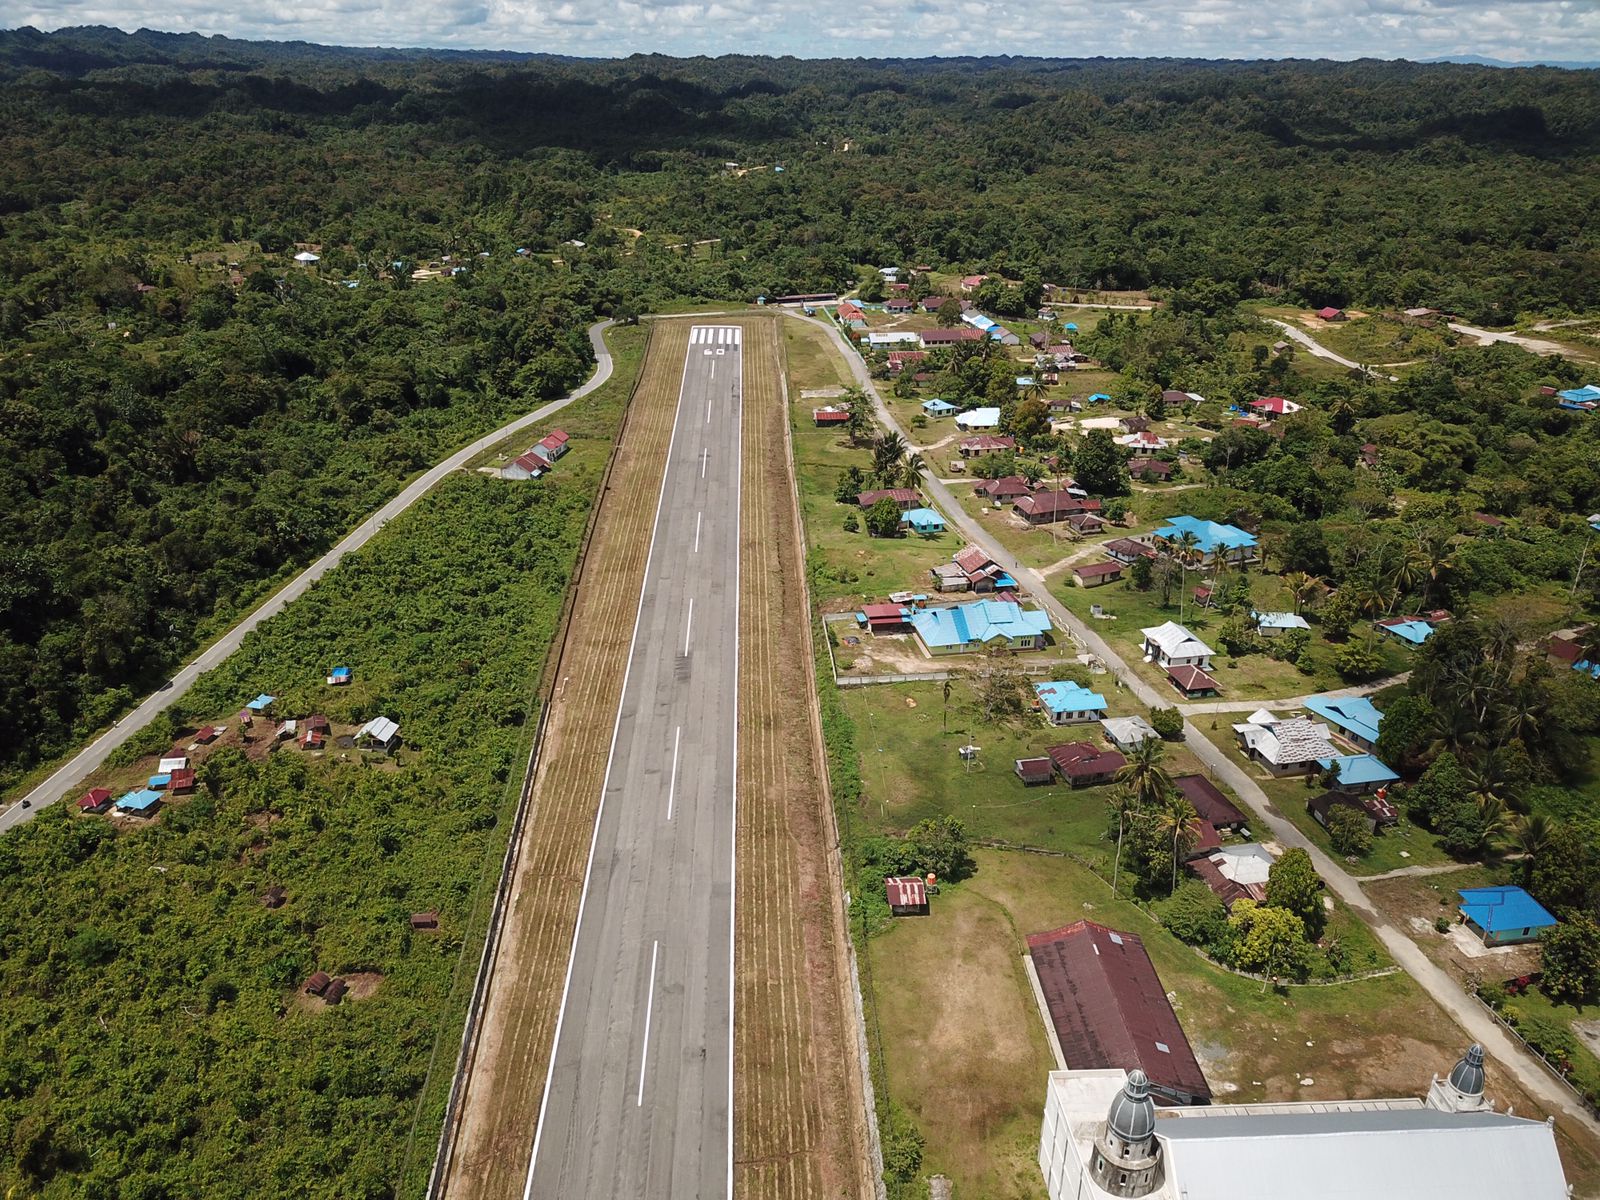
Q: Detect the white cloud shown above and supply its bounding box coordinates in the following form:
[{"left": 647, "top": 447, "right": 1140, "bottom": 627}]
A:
[{"left": 2, "top": 0, "right": 1598, "bottom": 60}]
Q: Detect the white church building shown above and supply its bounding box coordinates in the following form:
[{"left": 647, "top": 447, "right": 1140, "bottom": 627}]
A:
[{"left": 1039, "top": 1046, "right": 1570, "bottom": 1200}]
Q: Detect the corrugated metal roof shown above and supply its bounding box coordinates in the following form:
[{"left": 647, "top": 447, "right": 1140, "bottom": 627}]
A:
[
  {"left": 1174, "top": 775, "right": 1247, "bottom": 829},
  {"left": 1027, "top": 920, "right": 1210, "bottom": 1104}
]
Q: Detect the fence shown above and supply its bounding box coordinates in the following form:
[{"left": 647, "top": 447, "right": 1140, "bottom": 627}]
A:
[
  {"left": 422, "top": 325, "right": 654, "bottom": 1200},
  {"left": 1471, "top": 991, "right": 1600, "bottom": 1119}
]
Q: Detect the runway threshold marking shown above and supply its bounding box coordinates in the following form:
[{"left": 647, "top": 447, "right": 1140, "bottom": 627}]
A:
[
  {"left": 667, "top": 726, "right": 681, "bottom": 821},
  {"left": 637, "top": 939, "right": 660, "bottom": 1108}
]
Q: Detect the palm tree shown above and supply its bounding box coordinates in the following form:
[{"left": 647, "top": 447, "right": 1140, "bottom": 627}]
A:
[
  {"left": 1415, "top": 530, "right": 1457, "bottom": 609},
  {"left": 842, "top": 385, "right": 872, "bottom": 444},
  {"left": 1153, "top": 793, "right": 1200, "bottom": 894},
  {"left": 1173, "top": 530, "right": 1202, "bottom": 621},
  {"left": 1499, "top": 813, "right": 1554, "bottom": 886},
  {"left": 1472, "top": 795, "right": 1514, "bottom": 857},
  {"left": 1388, "top": 547, "right": 1424, "bottom": 614},
  {"left": 896, "top": 452, "right": 926, "bottom": 489},
  {"left": 1115, "top": 739, "right": 1173, "bottom": 811},
  {"left": 1019, "top": 460, "right": 1045, "bottom": 489},
  {"left": 1284, "top": 571, "right": 1319, "bottom": 615},
  {"left": 872, "top": 430, "right": 908, "bottom": 482}
]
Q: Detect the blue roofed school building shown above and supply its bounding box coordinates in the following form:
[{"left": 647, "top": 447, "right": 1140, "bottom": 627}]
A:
[
  {"left": 911, "top": 600, "right": 1052, "bottom": 656},
  {"left": 1316, "top": 753, "right": 1400, "bottom": 794},
  {"left": 1147, "top": 515, "right": 1258, "bottom": 567},
  {"left": 901, "top": 507, "right": 947, "bottom": 534},
  {"left": 1034, "top": 681, "right": 1109, "bottom": 726},
  {"left": 1457, "top": 886, "right": 1557, "bottom": 947},
  {"left": 1304, "top": 694, "right": 1384, "bottom": 751}
]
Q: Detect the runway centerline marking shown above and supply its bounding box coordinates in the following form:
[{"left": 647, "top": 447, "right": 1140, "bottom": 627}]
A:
[
  {"left": 684, "top": 598, "right": 694, "bottom": 657},
  {"left": 701, "top": 448, "right": 708, "bottom": 478},
  {"left": 706, "top": 390, "right": 713, "bottom": 424},
  {"left": 695, "top": 511, "right": 702, "bottom": 553},
  {"left": 636, "top": 939, "right": 660, "bottom": 1108},
  {"left": 667, "top": 726, "right": 681, "bottom": 821}
]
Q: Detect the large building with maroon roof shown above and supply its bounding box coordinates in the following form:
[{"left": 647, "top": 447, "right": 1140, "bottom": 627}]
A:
[{"left": 1027, "top": 920, "right": 1211, "bottom": 1106}]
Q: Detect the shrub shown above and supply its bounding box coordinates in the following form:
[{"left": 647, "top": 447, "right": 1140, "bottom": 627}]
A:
[
  {"left": 1156, "top": 881, "right": 1228, "bottom": 949},
  {"left": 842, "top": 514, "right": 859, "bottom": 532},
  {"left": 1327, "top": 804, "right": 1373, "bottom": 857},
  {"left": 1148, "top": 706, "right": 1185, "bottom": 740},
  {"left": 1332, "top": 643, "right": 1384, "bottom": 680}
]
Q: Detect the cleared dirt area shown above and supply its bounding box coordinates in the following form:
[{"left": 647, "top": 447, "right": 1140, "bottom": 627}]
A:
[
  {"left": 736, "top": 316, "right": 873, "bottom": 1200},
  {"left": 439, "top": 321, "right": 689, "bottom": 1200}
]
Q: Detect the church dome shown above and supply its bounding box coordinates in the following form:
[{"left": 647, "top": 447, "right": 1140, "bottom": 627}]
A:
[
  {"left": 1108, "top": 1069, "right": 1157, "bottom": 1145},
  {"left": 1448, "top": 1044, "right": 1486, "bottom": 1099}
]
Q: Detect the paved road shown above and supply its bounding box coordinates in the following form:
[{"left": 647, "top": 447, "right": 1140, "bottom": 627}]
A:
[
  {"left": 788, "top": 307, "right": 1600, "bottom": 1141},
  {"left": 0, "top": 321, "right": 616, "bottom": 835},
  {"left": 1266, "top": 318, "right": 1399, "bottom": 381},
  {"left": 525, "top": 324, "right": 742, "bottom": 1198}
]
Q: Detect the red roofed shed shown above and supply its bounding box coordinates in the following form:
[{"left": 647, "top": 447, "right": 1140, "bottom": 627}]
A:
[
  {"left": 1027, "top": 920, "right": 1211, "bottom": 1105},
  {"left": 861, "top": 603, "right": 911, "bottom": 633},
  {"left": 78, "top": 787, "right": 114, "bottom": 813},
  {"left": 886, "top": 876, "right": 929, "bottom": 915}
]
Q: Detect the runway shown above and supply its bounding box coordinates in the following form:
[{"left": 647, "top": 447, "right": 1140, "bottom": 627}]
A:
[{"left": 524, "top": 323, "right": 743, "bottom": 1199}]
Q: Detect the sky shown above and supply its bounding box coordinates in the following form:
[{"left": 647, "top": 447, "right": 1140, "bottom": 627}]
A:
[{"left": 2, "top": 0, "right": 1599, "bottom": 63}]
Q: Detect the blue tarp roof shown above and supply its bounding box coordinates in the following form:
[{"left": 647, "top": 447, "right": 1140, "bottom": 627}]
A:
[
  {"left": 911, "top": 600, "right": 1052, "bottom": 649},
  {"left": 148, "top": 774, "right": 171, "bottom": 789},
  {"left": 1155, "top": 515, "right": 1258, "bottom": 553},
  {"left": 1304, "top": 695, "right": 1384, "bottom": 745},
  {"left": 1034, "top": 680, "right": 1108, "bottom": 715},
  {"left": 1458, "top": 886, "right": 1557, "bottom": 934},
  {"left": 1315, "top": 753, "right": 1399, "bottom": 788},
  {"left": 1381, "top": 620, "right": 1435, "bottom": 645},
  {"left": 330, "top": 666, "right": 351, "bottom": 678},
  {"left": 116, "top": 789, "right": 163, "bottom": 812},
  {"left": 247, "top": 694, "right": 275, "bottom": 711},
  {"left": 1088, "top": 392, "right": 1111, "bottom": 402},
  {"left": 1064, "top": 322, "right": 1079, "bottom": 331}
]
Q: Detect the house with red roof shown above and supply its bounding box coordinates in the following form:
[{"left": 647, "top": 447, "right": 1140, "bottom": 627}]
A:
[
  {"left": 887, "top": 350, "right": 927, "bottom": 373},
  {"left": 961, "top": 274, "right": 987, "bottom": 292},
  {"left": 857, "top": 488, "right": 922, "bottom": 510},
  {"left": 975, "top": 475, "right": 1034, "bottom": 501},
  {"left": 78, "top": 787, "right": 114, "bottom": 814},
  {"left": 1013, "top": 492, "right": 1102, "bottom": 527},
  {"left": 1316, "top": 306, "right": 1346, "bottom": 321},
  {"left": 1250, "top": 395, "right": 1302, "bottom": 418},
  {"left": 1047, "top": 742, "right": 1126, "bottom": 787},
  {"left": 920, "top": 328, "right": 983, "bottom": 348},
  {"left": 958, "top": 434, "right": 1017, "bottom": 458}
]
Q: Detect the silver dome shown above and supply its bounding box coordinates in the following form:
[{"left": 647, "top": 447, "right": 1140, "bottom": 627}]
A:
[
  {"left": 1448, "top": 1044, "right": 1486, "bottom": 1098},
  {"left": 1108, "top": 1069, "right": 1157, "bottom": 1145}
]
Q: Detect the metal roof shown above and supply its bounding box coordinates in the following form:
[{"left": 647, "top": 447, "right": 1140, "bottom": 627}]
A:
[
  {"left": 1173, "top": 775, "right": 1248, "bottom": 828},
  {"left": 1458, "top": 886, "right": 1557, "bottom": 934},
  {"left": 1315, "top": 753, "right": 1399, "bottom": 788},
  {"left": 1027, "top": 921, "right": 1211, "bottom": 1104},
  {"left": 1303, "top": 695, "right": 1383, "bottom": 745},
  {"left": 1035, "top": 681, "right": 1108, "bottom": 715},
  {"left": 1156, "top": 1108, "right": 1567, "bottom": 1200}
]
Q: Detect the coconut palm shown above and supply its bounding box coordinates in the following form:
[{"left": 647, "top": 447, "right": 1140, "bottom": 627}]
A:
[
  {"left": 1173, "top": 530, "right": 1202, "bottom": 621},
  {"left": 896, "top": 452, "right": 926, "bottom": 489},
  {"left": 872, "top": 430, "right": 908, "bottom": 481},
  {"left": 1115, "top": 738, "right": 1173, "bottom": 811},
  {"left": 1284, "top": 571, "right": 1320, "bottom": 614},
  {"left": 1499, "top": 813, "right": 1554, "bottom": 886},
  {"left": 1153, "top": 793, "right": 1200, "bottom": 894}
]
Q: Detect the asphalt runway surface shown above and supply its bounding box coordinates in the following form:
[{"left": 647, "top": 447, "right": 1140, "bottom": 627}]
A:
[{"left": 525, "top": 324, "right": 743, "bottom": 1198}]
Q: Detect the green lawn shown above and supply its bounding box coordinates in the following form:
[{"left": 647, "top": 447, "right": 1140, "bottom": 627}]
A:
[
  {"left": 1189, "top": 722, "right": 1456, "bottom": 876},
  {"left": 1312, "top": 315, "right": 1458, "bottom": 365}
]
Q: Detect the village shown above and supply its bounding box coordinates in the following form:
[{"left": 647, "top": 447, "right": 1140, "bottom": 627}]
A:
[{"left": 784, "top": 268, "right": 1600, "bottom": 1197}]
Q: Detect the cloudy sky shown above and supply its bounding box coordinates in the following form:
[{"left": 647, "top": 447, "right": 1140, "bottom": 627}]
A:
[{"left": 3, "top": 0, "right": 1599, "bottom": 62}]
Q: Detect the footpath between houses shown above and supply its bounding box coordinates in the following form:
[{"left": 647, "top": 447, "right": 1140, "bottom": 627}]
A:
[{"left": 781, "top": 306, "right": 1600, "bottom": 1146}]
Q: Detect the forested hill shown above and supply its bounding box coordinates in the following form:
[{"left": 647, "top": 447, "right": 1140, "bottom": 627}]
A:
[{"left": 2, "top": 33, "right": 1599, "bottom": 792}]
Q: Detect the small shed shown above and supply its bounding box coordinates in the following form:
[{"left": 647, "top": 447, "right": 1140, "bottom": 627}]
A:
[
  {"left": 358, "top": 716, "right": 401, "bottom": 751},
  {"left": 1167, "top": 665, "right": 1220, "bottom": 699},
  {"left": 1015, "top": 757, "right": 1054, "bottom": 786},
  {"left": 886, "top": 876, "right": 930, "bottom": 916},
  {"left": 323, "top": 978, "right": 349, "bottom": 1005},
  {"left": 327, "top": 666, "right": 353, "bottom": 686},
  {"left": 411, "top": 911, "right": 440, "bottom": 930},
  {"left": 261, "top": 885, "right": 288, "bottom": 909},
  {"left": 168, "top": 768, "right": 196, "bottom": 794},
  {"left": 246, "top": 694, "right": 276, "bottom": 714},
  {"left": 194, "top": 725, "right": 218, "bottom": 744},
  {"left": 158, "top": 756, "right": 189, "bottom": 773},
  {"left": 1072, "top": 561, "right": 1123, "bottom": 588},
  {"left": 304, "top": 971, "right": 332, "bottom": 996}
]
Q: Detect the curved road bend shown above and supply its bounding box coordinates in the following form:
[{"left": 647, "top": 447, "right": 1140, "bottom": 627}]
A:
[
  {"left": 1265, "top": 319, "right": 1399, "bottom": 381},
  {"left": 787, "top": 307, "right": 1600, "bottom": 1142},
  {"left": 0, "top": 320, "right": 616, "bottom": 836}
]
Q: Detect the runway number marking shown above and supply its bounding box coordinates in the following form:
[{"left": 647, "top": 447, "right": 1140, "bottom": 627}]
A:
[
  {"left": 667, "top": 726, "right": 681, "bottom": 821},
  {"left": 637, "top": 939, "right": 660, "bottom": 1108},
  {"left": 694, "top": 511, "right": 702, "bottom": 553},
  {"left": 684, "top": 598, "right": 694, "bottom": 656}
]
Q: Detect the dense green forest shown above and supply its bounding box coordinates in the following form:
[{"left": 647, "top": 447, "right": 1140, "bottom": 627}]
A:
[
  {"left": 3, "top": 30, "right": 1599, "bottom": 792},
  {"left": 0, "top": 333, "right": 639, "bottom": 1195}
]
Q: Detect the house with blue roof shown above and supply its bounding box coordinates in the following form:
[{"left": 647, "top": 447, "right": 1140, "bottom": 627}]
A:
[
  {"left": 1149, "top": 515, "right": 1258, "bottom": 567},
  {"left": 1316, "top": 753, "right": 1400, "bottom": 794},
  {"left": 116, "top": 789, "right": 164, "bottom": 816},
  {"left": 1458, "top": 885, "right": 1557, "bottom": 947},
  {"left": 1557, "top": 384, "right": 1600, "bottom": 411},
  {"left": 246, "top": 694, "right": 276, "bottom": 713},
  {"left": 1304, "top": 694, "right": 1384, "bottom": 751},
  {"left": 901, "top": 507, "right": 946, "bottom": 534},
  {"left": 911, "top": 600, "right": 1052, "bottom": 656},
  {"left": 1034, "top": 681, "right": 1109, "bottom": 726},
  {"left": 922, "top": 398, "right": 958, "bottom": 418},
  {"left": 1377, "top": 617, "right": 1437, "bottom": 646}
]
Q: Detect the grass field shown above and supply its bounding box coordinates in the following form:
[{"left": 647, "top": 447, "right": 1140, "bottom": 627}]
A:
[{"left": 1312, "top": 315, "right": 1458, "bottom": 365}]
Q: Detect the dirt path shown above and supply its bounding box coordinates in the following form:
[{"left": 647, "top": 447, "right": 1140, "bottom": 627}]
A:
[
  {"left": 1448, "top": 321, "right": 1570, "bottom": 356},
  {"left": 439, "top": 322, "right": 687, "bottom": 1200},
  {"left": 736, "top": 319, "right": 874, "bottom": 1200}
]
